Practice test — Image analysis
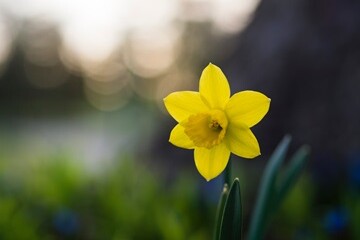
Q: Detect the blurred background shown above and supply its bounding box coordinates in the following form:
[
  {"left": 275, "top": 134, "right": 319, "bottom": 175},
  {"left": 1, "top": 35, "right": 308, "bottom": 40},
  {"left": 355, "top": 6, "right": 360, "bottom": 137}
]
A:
[{"left": 0, "top": 0, "right": 359, "bottom": 239}]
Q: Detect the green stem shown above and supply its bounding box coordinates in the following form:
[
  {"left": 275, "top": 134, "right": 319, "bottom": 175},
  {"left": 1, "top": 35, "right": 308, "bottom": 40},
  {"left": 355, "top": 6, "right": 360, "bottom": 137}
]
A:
[{"left": 224, "top": 158, "right": 232, "bottom": 186}]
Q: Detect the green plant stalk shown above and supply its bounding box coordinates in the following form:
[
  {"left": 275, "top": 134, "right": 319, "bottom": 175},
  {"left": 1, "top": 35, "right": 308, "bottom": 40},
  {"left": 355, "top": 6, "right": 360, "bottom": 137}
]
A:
[
  {"left": 247, "top": 135, "right": 291, "bottom": 240},
  {"left": 224, "top": 158, "right": 232, "bottom": 186}
]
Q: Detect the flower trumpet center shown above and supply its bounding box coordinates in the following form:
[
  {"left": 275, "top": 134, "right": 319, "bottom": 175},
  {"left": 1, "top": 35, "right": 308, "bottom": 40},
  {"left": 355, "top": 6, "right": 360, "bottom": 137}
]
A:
[{"left": 183, "top": 109, "right": 228, "bottom": 148}]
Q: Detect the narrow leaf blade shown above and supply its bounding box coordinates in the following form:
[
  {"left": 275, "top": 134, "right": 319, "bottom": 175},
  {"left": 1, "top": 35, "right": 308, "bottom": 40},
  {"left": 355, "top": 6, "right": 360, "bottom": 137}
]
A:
[
  {"left": 214, "top": 184, "right": 229, "bottom": 240},
  {"left": 247, "top": 135, "right": 292, "bottom": 240},
  {"left": 274, "top": 145, "right": 310, "bottom": 210},
  {"left": 219, "top": 178, "right": 242, "bottom": 240}
]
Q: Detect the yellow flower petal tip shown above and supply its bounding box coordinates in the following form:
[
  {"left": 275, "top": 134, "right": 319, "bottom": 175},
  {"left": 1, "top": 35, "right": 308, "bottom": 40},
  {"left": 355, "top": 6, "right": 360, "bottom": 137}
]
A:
[{"left": 163, "top": 63, "right": 270, "bottom": 181}]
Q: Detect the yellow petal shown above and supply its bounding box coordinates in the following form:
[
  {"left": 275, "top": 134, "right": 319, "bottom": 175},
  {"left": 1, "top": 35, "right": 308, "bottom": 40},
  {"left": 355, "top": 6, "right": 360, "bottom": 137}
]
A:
[
  {"left": 194, "top": 143, "right": 231, "bottom": 181},
  {"left": 199, "top": 63, "right": 230, "bottom": 109},
  {"left": 226, "top": 90, "right": 270, "bottom": 127},
  {"left": 225, "top": 122, "right": 260, "bottom": 158},
  {"left": 169, "top": 124, "right": 195, "bottom": 149},
  {"left": 164, "top": 91, "right": 209, "bottom": 122}
]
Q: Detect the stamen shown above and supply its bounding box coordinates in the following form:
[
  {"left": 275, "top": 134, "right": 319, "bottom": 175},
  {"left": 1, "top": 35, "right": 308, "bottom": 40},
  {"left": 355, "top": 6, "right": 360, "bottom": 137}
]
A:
[{"left": 209, "top": 120, "right": 222, "bottom": 131}]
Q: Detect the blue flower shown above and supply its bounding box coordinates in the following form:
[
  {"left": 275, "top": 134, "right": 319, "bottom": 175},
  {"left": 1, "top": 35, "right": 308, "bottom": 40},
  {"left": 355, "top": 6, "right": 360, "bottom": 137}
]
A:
[
  {"left": 323, "top": 207, "right": 348, "bottom": 234},
  {"left": 53, "top": 208, "right": 79, "bottom": 236}
]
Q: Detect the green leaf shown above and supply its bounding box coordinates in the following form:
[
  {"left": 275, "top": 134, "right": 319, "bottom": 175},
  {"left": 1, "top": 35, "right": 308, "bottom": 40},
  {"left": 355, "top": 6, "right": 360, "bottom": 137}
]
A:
[
  {"left": 219, "top": 178, "right": 242, "bottom": 240},
  {"left": 214, "top": 184, "right": 229, "bottom": 240},
  {"left": 274, "top": 145, "right": 310, "bottom": 210},
  {"left": 247, "top": 135, "right": 292, "bottom": 240}
]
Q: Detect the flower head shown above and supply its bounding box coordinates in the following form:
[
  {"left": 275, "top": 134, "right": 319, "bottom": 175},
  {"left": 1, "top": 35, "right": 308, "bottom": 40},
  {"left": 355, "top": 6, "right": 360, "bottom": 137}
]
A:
[{"left": 164, "top": 63, "right": 270, "bottom": 181}]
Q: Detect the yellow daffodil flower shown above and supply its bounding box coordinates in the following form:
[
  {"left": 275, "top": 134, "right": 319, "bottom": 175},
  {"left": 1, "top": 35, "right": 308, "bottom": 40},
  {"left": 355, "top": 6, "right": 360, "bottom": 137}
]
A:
[{"left": 164, "top": 63, "right": 270, "bottom": 181}]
